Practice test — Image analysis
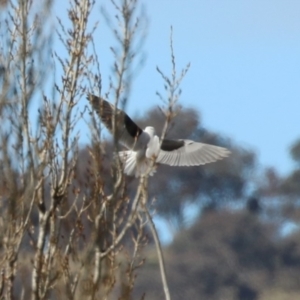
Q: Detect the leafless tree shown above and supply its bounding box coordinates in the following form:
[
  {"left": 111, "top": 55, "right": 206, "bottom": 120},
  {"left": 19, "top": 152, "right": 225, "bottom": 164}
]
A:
[{"left": 0, "top": 0, "right": 189, "bottom": 299}]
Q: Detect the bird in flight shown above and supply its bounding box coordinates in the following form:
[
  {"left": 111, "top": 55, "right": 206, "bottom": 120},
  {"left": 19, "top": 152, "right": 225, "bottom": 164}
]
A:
[{"left": 88, "top": 94, "right": 230, "bottom": 177}]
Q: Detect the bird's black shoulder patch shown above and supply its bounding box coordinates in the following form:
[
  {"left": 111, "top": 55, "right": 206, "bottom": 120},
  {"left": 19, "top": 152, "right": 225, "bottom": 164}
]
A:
[
  {"left": 161, "top": 139, "right": 185, "bottom": 151},
  {"left": 124, "top": 114, "right": 143, "bottom": 138}
]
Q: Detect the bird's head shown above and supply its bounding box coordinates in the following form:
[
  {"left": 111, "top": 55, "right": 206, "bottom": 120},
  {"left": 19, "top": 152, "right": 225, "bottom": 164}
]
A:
[{"left": 144, "top": 126, "right": 156, "bottom": 137}]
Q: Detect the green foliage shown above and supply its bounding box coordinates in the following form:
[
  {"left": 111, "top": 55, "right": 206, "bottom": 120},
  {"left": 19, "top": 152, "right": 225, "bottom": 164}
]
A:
[
  {"left": 290, "top": 139, "right": 300, "bottom": 164},
  {"left": 134, "top": 210, "right": 300, "bottom": 300}
]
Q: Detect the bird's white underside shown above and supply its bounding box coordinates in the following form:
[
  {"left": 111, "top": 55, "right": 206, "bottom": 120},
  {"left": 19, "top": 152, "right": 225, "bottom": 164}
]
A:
[{"left": 118, "top": 127, "right": 230, "bottom": 177}]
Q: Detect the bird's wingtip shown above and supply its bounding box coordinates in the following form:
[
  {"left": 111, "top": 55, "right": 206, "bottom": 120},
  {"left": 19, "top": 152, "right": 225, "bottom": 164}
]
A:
[{"left": 87, "top": 93, "right": 96, "bottom": 102}]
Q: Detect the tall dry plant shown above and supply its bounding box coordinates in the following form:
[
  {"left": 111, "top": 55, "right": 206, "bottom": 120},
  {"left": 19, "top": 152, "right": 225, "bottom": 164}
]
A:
[{"left": 0, "top": 0, "right": 189, "bottom": 299}]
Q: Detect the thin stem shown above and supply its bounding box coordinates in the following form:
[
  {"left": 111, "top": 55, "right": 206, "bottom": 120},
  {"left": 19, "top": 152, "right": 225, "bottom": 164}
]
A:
[{"left": 144, "top": 206, "right": 170, "bottom": 300}]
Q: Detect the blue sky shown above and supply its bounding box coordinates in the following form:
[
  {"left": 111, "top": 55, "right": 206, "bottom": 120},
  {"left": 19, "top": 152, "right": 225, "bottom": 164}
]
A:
[
  {"left": 54, "top": 0, "right": 300, "bottom": 176},
  {"left": 92, "top": 0, "right": 300, "bottom": 176},
  {"left": 52, "top": 0, "right": 300, "bottom": 243}
]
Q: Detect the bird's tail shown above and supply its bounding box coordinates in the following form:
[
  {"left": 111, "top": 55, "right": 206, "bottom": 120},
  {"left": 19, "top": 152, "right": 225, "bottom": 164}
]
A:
[{"left": 118, "top": 151, "right": 156, "bottom": 177}]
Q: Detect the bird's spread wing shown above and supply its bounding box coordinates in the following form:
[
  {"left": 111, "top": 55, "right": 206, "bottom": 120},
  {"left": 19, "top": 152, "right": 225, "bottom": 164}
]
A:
[
  {"left": 88, "top": 94, "right": 144, "bottom": 149},
  {"left": 156, "top": 139, "right": 230, "bottom": 166}
]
